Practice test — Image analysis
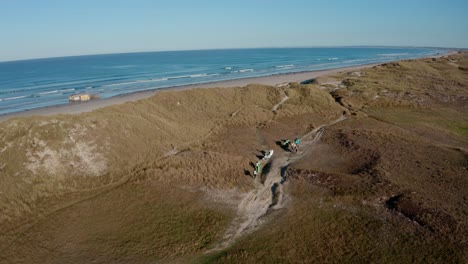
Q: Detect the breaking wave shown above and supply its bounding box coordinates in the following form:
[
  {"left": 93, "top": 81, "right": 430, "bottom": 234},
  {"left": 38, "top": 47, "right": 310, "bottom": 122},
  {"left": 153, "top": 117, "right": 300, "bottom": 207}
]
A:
[
  {"left": 38, "top": 90, "right": 59, "bottom": 95},
  {"left": 105, "top": 78, "right": 169, "bottom": 87},
  {"left": 0, "top": 95, "right": 28, "bottom": 101},
  {"left": 275, "top": 64, "right": 294, "bottom": 68}
]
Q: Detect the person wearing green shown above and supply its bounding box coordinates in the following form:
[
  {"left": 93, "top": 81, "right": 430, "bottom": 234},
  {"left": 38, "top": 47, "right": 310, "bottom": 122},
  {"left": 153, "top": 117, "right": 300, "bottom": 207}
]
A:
[{"left": 254, "top": 161, "right": 262, "bottom": 177}]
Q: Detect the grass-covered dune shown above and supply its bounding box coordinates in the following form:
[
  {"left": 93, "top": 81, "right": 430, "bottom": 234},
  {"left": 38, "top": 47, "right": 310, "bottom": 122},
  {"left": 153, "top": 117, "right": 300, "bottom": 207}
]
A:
[{"left": 1, "top": 52, "right": 467, "bottom": 263}]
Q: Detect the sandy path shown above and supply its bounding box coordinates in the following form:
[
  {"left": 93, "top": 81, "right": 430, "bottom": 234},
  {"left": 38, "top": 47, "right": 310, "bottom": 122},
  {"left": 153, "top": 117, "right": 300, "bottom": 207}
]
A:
[{"left": 272, "top": 94, "right": 289, "bottom": 112}]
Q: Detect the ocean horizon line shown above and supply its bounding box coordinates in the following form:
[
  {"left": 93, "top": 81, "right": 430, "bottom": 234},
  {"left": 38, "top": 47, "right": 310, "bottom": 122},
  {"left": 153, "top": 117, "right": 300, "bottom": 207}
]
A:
[
  {"left": 0, "top": 47, "right": 451, "bottom": 115},
  {"left": 0, "top": 45, "right": 458, "bottom": 64}
]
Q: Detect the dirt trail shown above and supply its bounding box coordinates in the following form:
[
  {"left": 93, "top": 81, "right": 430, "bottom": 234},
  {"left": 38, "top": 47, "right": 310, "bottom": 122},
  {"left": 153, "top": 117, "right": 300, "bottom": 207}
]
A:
[
  {"left": 208, "top": 95, "right": 347, "bottom": 252},
  {"left": 272, "top": 94, "right": 289, "bottom": 112}
]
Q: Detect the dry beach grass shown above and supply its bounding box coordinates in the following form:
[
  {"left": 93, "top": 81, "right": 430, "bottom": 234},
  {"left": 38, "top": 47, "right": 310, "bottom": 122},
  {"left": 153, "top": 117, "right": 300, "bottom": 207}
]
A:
[{"left": 0, "top": 52, "right": 467, "bottom": 263}]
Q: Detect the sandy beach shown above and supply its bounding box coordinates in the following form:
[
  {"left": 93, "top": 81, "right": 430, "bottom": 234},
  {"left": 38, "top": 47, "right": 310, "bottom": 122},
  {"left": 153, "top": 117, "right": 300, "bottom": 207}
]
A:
[
  {"left": 1, "top": 50, "right": 457, "bottom": 123},
  {"left": 0, "top": 64, "right": 380, "bottom": 122}
]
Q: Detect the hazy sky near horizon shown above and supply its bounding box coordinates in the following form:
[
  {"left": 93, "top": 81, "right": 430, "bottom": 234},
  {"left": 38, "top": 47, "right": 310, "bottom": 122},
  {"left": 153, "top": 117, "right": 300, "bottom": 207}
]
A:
[{"left": 1, "top": 0, "right": 467, "bottom": 61}]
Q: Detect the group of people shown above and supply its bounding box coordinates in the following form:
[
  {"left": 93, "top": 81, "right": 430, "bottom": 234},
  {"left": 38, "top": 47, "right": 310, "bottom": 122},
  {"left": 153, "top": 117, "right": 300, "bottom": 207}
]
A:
[
  {"left": 282, "top": 138, "right": 301, "bottom": 153},
  {"left": 252, "top": 138, "right": 301, "bottom": 177}
]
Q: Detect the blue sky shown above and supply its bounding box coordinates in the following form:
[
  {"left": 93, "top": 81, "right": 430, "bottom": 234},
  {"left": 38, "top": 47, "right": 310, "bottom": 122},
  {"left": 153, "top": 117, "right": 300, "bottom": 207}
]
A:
[{"left": 1, "top": 0, "right": 467, "bottom": 61}]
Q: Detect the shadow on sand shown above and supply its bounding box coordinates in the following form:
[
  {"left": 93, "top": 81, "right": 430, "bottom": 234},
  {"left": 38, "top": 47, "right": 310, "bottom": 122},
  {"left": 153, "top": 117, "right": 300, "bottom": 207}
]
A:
[{"left": 276, "top": 140, "right": 290, "bottom": 152}]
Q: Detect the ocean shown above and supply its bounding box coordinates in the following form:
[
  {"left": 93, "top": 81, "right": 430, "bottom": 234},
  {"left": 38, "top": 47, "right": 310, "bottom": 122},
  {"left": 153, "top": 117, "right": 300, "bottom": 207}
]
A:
[{"left": 0, "top": 47, "right": 446, "bottom": 115}]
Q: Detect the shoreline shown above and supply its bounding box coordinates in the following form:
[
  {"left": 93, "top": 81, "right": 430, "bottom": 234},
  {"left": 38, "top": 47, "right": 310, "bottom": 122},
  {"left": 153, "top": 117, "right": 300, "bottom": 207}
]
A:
[{"left": 0, "top": 51, "right": 457, "bottom": 122}]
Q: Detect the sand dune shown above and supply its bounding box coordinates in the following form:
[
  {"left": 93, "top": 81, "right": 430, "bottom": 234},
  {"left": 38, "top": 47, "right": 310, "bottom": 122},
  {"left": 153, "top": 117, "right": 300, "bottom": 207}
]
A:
[{"left": 0, "top": 52, "right": 467, "bottom": 263}]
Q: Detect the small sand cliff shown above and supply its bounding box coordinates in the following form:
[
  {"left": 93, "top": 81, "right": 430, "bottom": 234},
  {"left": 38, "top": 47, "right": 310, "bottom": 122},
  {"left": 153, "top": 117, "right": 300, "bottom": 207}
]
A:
[{"left": 0, "top": 52, "right": 467, "bottom": 263}]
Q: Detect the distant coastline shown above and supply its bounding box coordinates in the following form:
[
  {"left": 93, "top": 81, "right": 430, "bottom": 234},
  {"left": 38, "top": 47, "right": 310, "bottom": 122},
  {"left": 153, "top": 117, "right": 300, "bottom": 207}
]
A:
[
  {"left": 0, "top": 49, "right": 457, "bottom": 122},
  {"left": 0, "top": 47, "right": 447, "bottom": 116}
]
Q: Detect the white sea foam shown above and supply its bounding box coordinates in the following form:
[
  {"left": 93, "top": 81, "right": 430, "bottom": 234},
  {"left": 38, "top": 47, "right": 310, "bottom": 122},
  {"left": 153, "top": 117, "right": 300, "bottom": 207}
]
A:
[
  {"left": 328, "top": 57, "right": 339, "bottom": 60},
  {"left": 168, "top": 75, "right": 191, "bottom": 80},
  {"left": 239, "top": 69, "right": 254, "bottom": 73},
  {"left": 342, "top": 59, "right": 367, "bottom": 63},
  {"left": 38, "top": 90, "right": 59, "bottom": 95},
  {"left": 167, "top": 73, "right": 212, "bottom": 79},
  {"left": 108, "top": 65, "right": 136, "bottom": 69},
  {"left": 224, "top": 67, "right": 232, "bottom": 70},
  {"left": 276, "top": 64, "right": 294, "bottom": 68},
  {"left": 59, "top": 88, "right": 75, "bottom": 93},
  {"left": 189, "top": 74, "right": 208, "bottom": 78},
  {"left": 0, "top": 95, "right": 28, "bottom": 101},
  {"left": 106, "top": 78, "right": 168, "bottom": 87}
]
